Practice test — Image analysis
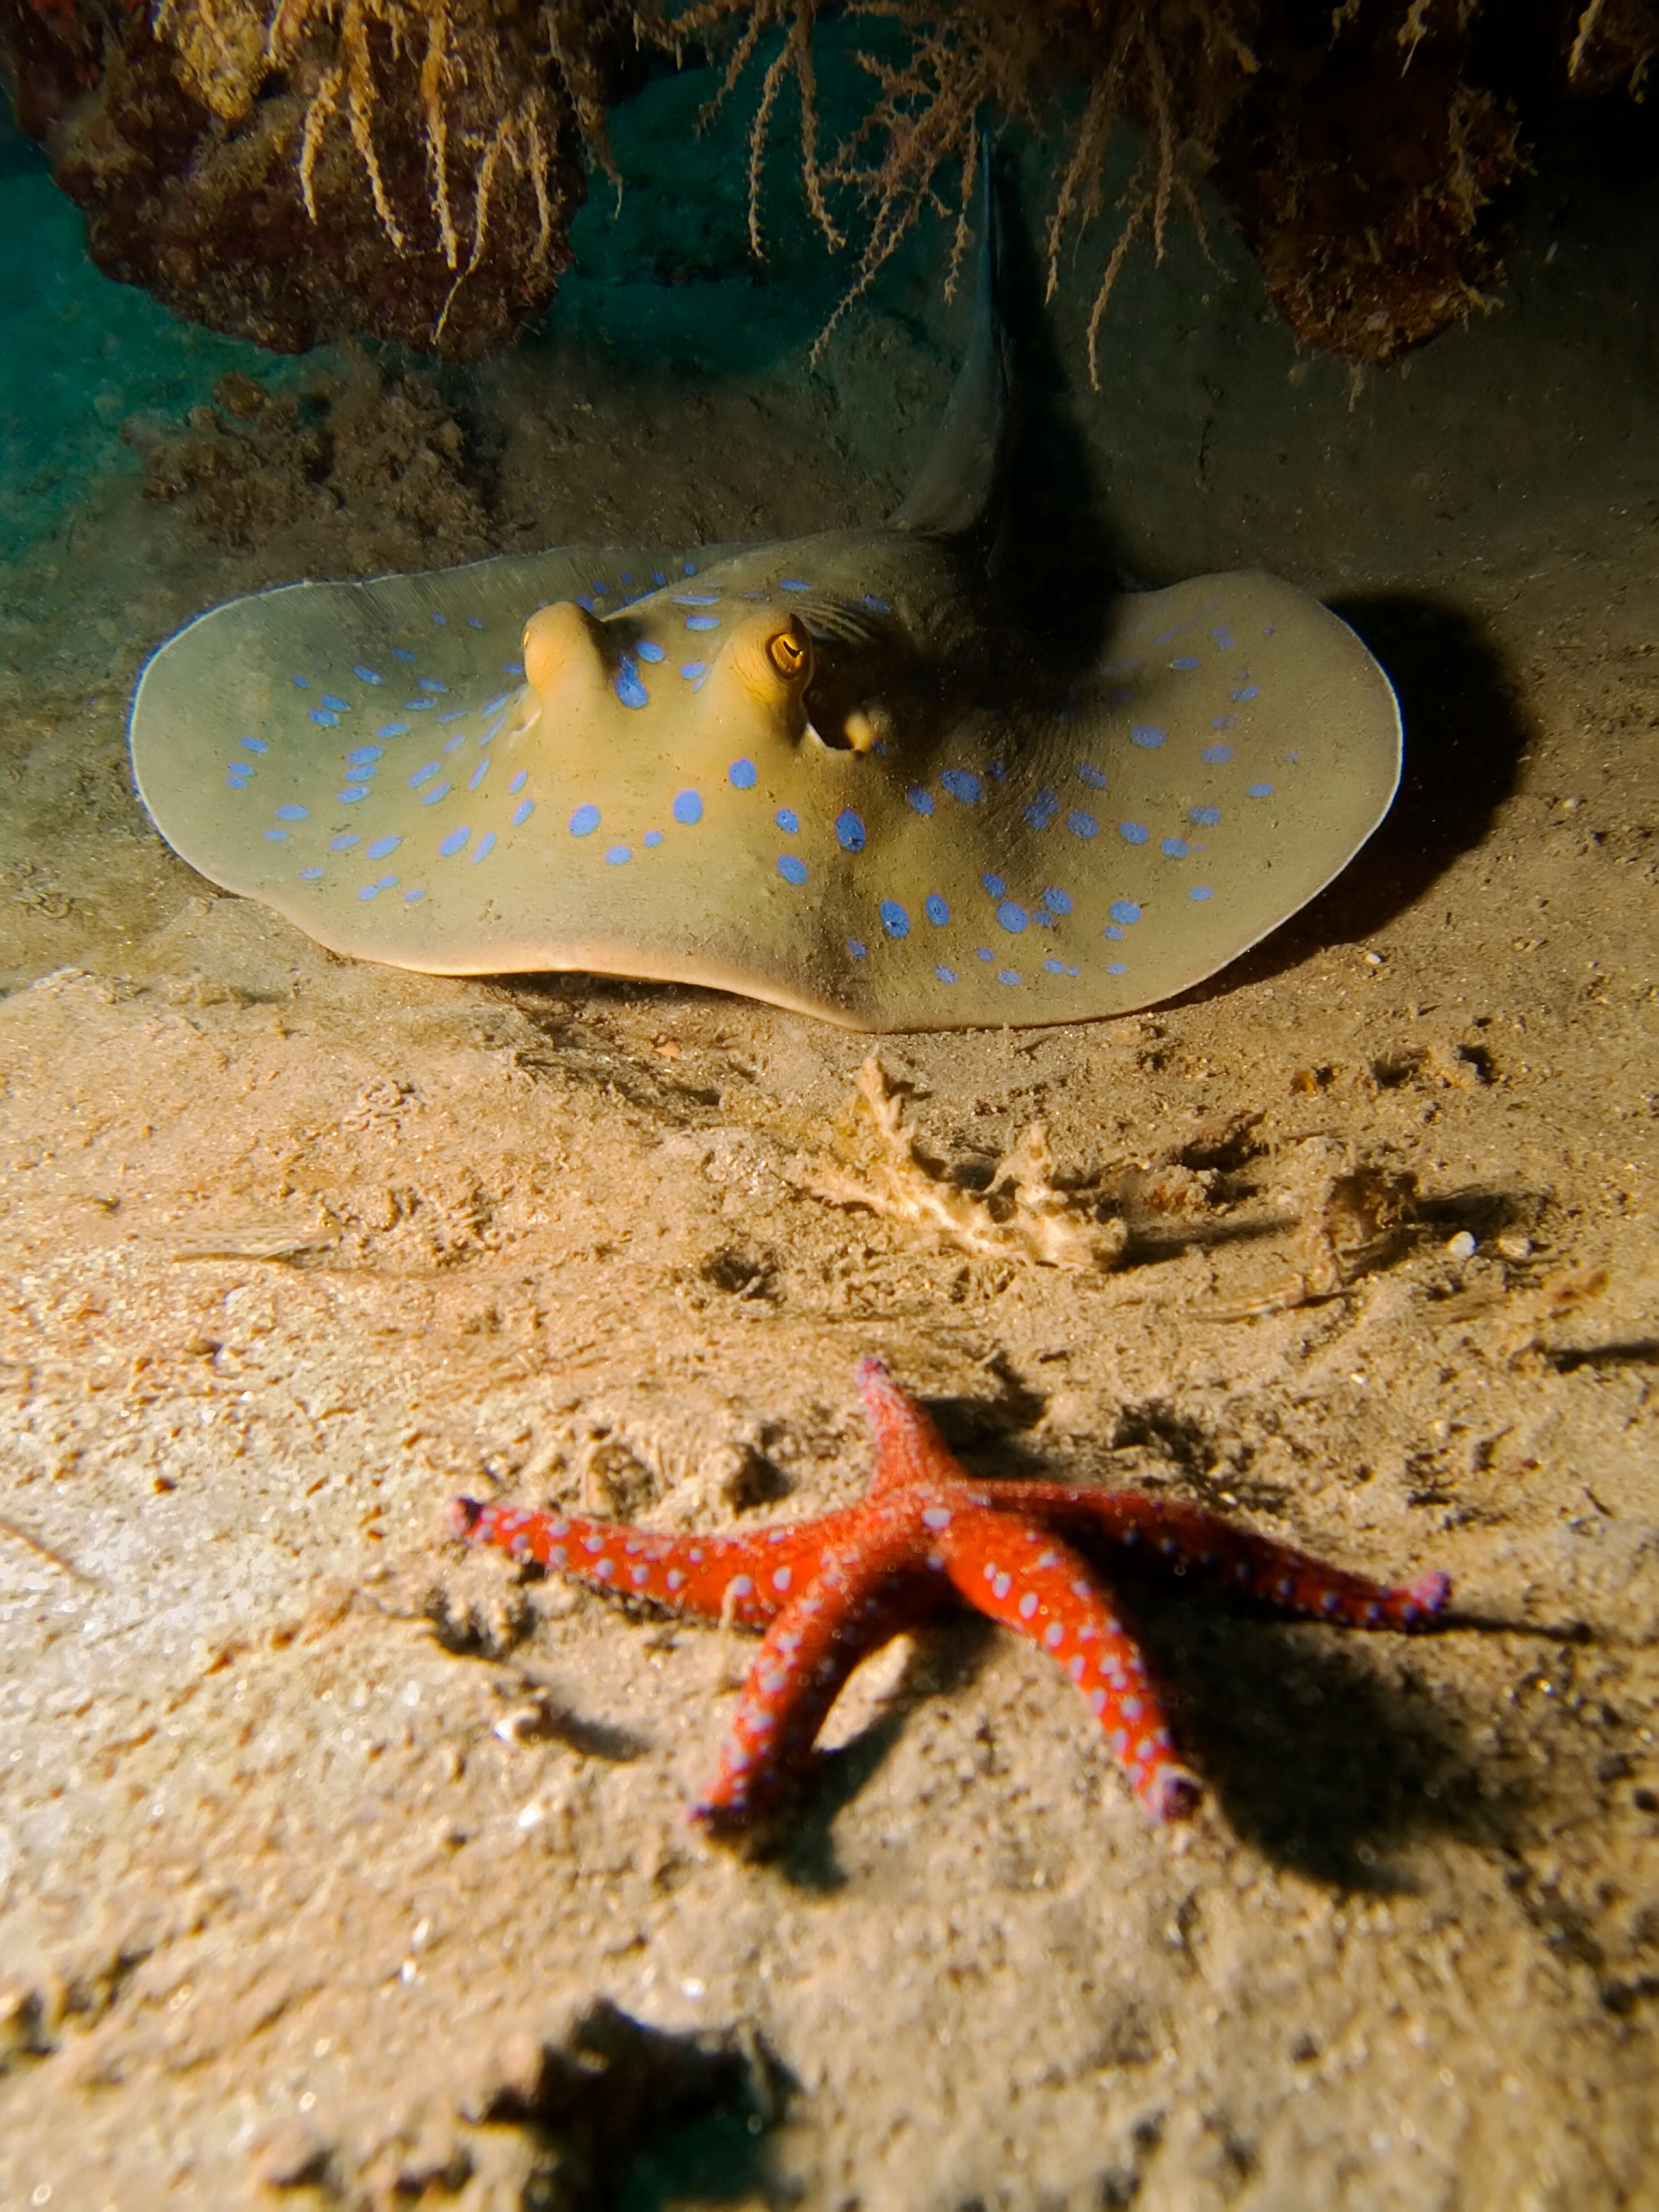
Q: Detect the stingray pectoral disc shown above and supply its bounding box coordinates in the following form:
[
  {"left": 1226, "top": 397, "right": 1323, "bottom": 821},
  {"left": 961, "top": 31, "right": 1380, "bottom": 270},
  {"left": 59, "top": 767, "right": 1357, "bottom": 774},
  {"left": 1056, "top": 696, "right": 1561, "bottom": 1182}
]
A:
[{"left": 130, "top": 538, "right": 1399, "bottom": 1033}]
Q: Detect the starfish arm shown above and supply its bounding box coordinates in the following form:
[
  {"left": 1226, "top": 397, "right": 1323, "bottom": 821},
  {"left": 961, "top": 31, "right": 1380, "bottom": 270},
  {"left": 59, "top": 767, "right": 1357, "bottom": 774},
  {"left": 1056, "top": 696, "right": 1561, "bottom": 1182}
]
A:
[
  {"left": 449, "top": 1496, "right": 864, "bottom": 1628},
  {"left": 992, "top": 1485, "right": 1451, "bottom": 1630},
  {"left": 855, "top": 1354, "right": 963, "bottom": 1498},
  {"left": 939, "top": 1510, "right": 1201, "bottom": 1823},
  {"left": 694, "top": 1531, "right": 942, "bottom": 1832}
]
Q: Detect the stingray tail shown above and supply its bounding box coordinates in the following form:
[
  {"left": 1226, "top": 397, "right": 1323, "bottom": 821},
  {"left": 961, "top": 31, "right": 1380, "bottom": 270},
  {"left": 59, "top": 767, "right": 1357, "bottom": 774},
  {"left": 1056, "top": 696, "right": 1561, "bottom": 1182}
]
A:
[{"left": 887, "top": 130, "right": 1010, "bottom": 539}]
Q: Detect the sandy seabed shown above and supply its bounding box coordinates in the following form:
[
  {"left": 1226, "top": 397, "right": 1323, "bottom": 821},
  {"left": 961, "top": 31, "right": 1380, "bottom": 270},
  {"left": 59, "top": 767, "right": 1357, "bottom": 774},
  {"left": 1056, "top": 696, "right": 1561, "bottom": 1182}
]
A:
[{"left": 0, "top": 107, "right": 1656, "bottom": 2212}]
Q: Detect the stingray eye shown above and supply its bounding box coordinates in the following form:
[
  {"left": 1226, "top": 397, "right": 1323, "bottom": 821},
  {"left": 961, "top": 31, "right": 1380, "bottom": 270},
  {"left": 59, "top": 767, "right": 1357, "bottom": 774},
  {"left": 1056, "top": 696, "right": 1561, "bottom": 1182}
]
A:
[
  {"left": 523, "top": 600, "right": 606, "bottom": 693},
  {"left": 767, "top": 626, "right": 810, "bottom": 682}
]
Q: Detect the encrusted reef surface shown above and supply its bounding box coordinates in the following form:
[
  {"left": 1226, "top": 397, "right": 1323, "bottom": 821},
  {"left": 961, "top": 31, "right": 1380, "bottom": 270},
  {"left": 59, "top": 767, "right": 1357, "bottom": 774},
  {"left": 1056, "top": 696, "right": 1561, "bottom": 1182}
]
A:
[{"left": 1, "top": 0, "right": 1654, "bottom": 362}]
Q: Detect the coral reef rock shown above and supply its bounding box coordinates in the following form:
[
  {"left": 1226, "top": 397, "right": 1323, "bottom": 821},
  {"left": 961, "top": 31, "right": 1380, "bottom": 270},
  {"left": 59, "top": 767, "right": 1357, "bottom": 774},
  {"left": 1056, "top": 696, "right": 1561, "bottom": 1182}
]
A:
[{"left": 1, "top": 0, "right": 608, "bottom": 356}]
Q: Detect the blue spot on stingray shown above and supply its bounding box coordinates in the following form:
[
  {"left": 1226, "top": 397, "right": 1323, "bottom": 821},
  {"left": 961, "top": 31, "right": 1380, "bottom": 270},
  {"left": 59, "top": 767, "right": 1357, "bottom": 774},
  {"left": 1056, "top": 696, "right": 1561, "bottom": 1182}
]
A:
[
  {"left": 673, "top": 591, "right": 718, "bottom": 605},
  {"left": 347, "top": 746, "right": 384, "bottom": 766},
  {"left": 780, "top": 579, "right": 810, "bottom": 592},
  {"left": 1189, "top": 885, "right": 1214, "bottom": 901},
  {"left": 651, "top": 569, "right": 666, "bottom": 588},
  {"left": 570, "top": 804, "right": 600, "bottom": 836},
  {"left": 847, "top": 939, "right": 868, "bottom": 961},
  {"left": 683, "top": 561, "right": 697, "bottom": 575},
  {"left": 330, "top": 833, "right": 359, "bottom": 851},
  {"left": 1248, "top": 783, "right": 1274, "bottom": 798},
  {"left": 404, "top": 888, "right": 427, "bottom": 903},
  {"left": 1104, "top": 925, "right": 1125, "bottom": 940},
  {"left": 418, "top": 678, "right": 447, "bottom": 694},
  {"left": 1190, "top": 806, "right": 1222, "bottom": 826},
  {"left": 431, "top": 613, "right": 446, "bottom": 626},
  {"left": 354, "top": 667, "right": 384, "bottom": 685},
  {"left": 880, "top": 900, "right": 909, "bottom": 939},
  {"left": 778, "top": 854, "right": 808, "bottom": 886},
  {"left": 636, "top": 639, "right": 666, "bottom": 664},
  {"left": 997, "top": 901, "right": 1027, "bottom": 934},
  {"left": 503, "top": 661, "right": 524, "bottom": 676},
  {"left": 906, "top": 785, "right": 934, "bottom": 815},
  {"left": 292, "top": 676, "right": 312, "bottom": 689},
  {"left": 925, "top": 894, "right": 949, "bottom": 926},
  {"left": 982, "top": 872, "right": 1006, "bottom": 897},
  {"left": 729, "top": 758, "right": 757, "bottom": 789},
  {"left": 439, "top": 828, "right": 470, "bottom": 858},
  {"left": 976, "top": 947, "right": 994, "bottom": 963},
  {"left": 1106, "top": 960, "right": 1128, "bottom": 976},
  {"left": 940, "top": 769, "right": 982, "bottom": 803},
  {"left": 1042, "top": 887, "right": 1072, "bottom": 915},
  {"left": 606, "top": 845, "right": 631, "bottom": 866},
  {"left": 836, "top": 809, "right": 866, "bottom": 852},
  {"left": 776, "top": 808, "right": 800, "bottom": 834},
  {"left": 1024, "top": 788, "right": 1060, "bottom": 830},
  {"left": 1118, "top": 821, "right": 1150, "bottom": 844},
  {"left": 1044, "top": 958, "right": 1067, "bottom": 975},
  {"left": 1131, "top": 725, "right": 1166, "bottom": 750},
  {"left": 644, "top": 829, "right": 664, "bottom": 848},
  {"left": 615, "top": 660, "right": 649, "bottom": 710},
  {"left": 275, "top": 803, "right": 309, "bottom": 821},
  {"left": 467, "top": 760, "right": 490, "bottom": 792},
  {"left": 1232, "top": 685, "right": 1260, "bottom": 702},
  {"left": 681, "top": 662, "right": 708, "bottom": 683},
  {"left": 479, "top": 717, "right": 505, "bottom": 746},
  {"left": 1067, "top": 811, "right": 1099, "bottom": 839},
  {"left": 480, "top": 693, "right": 510, "bottom": 716},
  {"left": 467, "top": 617, "right": 485, "bottom": 630},
  {"left": 936, "top": 965, "right": 957, "bottom": 984},
  {"left": 1201, "top": 744, "right": 1234, "bottom": 765},
  {"left": 437, "top": 709, "right": 467, "bottom": 726},
  {"left": 506, "top": 770, "right": 528, "bottom": 796},
  {"left": 337, "top": 786, "right": 369, "bottom": 803},
  {"left": 295, "top": 867, "right": 324, "bottom": 883},
  {"left": 366, "top": 836, "right": 401, "bottom": 860},
  {"left": 684, "top": 615, "right": 719, "bottom": 632},
  {"left": 1162, "top": 838, "right": 1189, "bottom": 858},
  {"left": 421, "top": 783, "right": 451, "bottom": 807},
  {"left": 264, "top": 830, "right": 288, "bottom": 844},
  {"left": 863, "top": 595, "right": 891, "bottom": 614},
  {"left": 621, "top": 572, "right": 633, "bottom": 585},
  {"left": 1171, "top": 657, "right": 1200, "bottom": 672},
  {"left": 473, "top": 832, "right": 496, "bottom": 862},
  {"left": 390, "top": 647, "right": 417, "bottom": 663},
  {"left": 376, "top": 723, "right": 410, "bottom": 739},
  {"left": 1109, "top": 900, "right": 1142, "bottom": 925},
  {"left": 1076, "top": 762, "right": 1108, "bottom": 789},
  {"left": 512, "top": 800, "right": 535, "bottom": 827},
  {"left": 590, "top": 581, "right": 607, "bottom": 597},
  {"left": 308, "top": 709, "right": 339, "bottom": 727},
  {"left": 404, "top": 699, "right": 433, "bottom": 712},
  {"left": 240, "top": 736, "right": 269, "bottom": 755},
  {"left": 673, "top": 790, "right": 704, "bottom": 827},
  {"left": 321, "top": 695, "right": 351, "bottom": 713},
  {"left": 998, "top": 970, "right": 1021, "bottom": 986}
]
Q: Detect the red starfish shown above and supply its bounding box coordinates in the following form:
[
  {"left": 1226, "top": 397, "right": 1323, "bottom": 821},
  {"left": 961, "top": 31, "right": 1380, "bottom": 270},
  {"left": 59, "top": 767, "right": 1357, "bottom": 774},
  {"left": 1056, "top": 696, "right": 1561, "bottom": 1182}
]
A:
[{"left": 450, "top": 1358, "right": 1450, "bottom": 1830}]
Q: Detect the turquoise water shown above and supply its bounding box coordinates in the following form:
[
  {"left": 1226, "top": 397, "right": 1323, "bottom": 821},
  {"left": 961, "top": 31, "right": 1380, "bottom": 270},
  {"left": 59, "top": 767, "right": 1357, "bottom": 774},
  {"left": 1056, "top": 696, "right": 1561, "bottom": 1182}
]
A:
[{"left": 0, "top": 115, "right": 330, "bottom": 560}]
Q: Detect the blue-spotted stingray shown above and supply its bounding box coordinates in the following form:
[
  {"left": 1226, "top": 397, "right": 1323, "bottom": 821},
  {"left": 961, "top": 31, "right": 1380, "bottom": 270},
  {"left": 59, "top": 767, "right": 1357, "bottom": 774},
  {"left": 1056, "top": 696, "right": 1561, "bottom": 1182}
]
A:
[{"left": 129, "top": 174, "right": 1399, "bottom": 1034}]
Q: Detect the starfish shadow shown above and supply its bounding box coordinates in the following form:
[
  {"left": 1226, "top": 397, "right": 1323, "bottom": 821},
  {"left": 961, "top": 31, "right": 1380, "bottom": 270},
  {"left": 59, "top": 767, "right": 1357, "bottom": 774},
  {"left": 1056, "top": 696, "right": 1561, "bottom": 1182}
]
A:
[{"left": 1127, "top": 1587, "right": 1510, "bottom": 1889}]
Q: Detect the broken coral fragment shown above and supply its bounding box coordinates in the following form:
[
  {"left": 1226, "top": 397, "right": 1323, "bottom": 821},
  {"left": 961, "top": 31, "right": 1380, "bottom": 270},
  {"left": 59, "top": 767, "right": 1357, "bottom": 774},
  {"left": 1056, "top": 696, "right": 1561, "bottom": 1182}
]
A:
[{"left": 804, "top": 1058, "right": 1130, "bottom": 1272}]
